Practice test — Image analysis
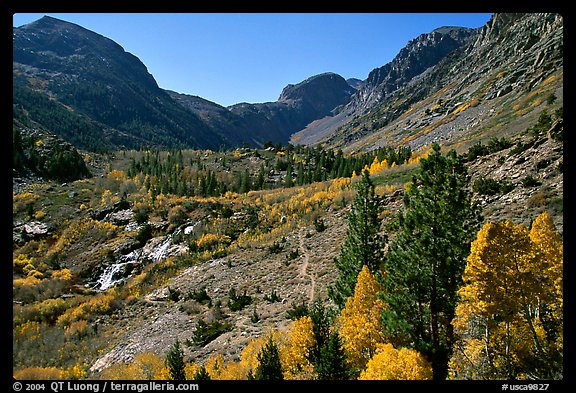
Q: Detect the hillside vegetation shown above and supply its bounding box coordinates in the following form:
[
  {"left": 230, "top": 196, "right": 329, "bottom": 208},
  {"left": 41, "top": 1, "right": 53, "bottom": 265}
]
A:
[
  {"left": 12, "top": 12, "right": 563, "bottom": 383},
  {"left": 13, "top": 112, "right": 563, "bottom": 380}
]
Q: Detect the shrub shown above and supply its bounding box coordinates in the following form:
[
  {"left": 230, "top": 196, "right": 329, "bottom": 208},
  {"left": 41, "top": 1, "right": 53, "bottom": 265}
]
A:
[
  {"left": 522, "top": 175, "right": 542, "bottom": 188},
  {"left": 287, "top": 301, "right": 309, "bottom": 321},
  {"left": 186, "top": 287, "right": 212, "bottom": 306},
  {"left": 192, "top": 318, "right": 233, "bottom": 346},
  {"left": 168, "top": 205, "right": 188, "bottom": 227},
  {"left": 228, "top": 288, "right": 252, "bottom": 311},
  {"left": 133, "top": 206, "right": 150, "bottom": 224},
  {"left": 167, "top": 286, "right": 181, "bottom": 302},
  {"left": 487, "top": 137, "right": 513, "bottom": 153},
  {"left": 313, "top": 218, "right": 327, "bottom": 232},
  {"left": 466, "top": 143, "right": 489, "bottom": 161},
  {"left": 473, "top": 177, "right": 515, "bottom": 195},
  {"left": 13, "top": 367, "right": 62, "bottom": 380},
  {"left": 268, "top": 241, "right": 283, "bottom": 255},
  {"left": 251, "top": 307, "right": 260, "bottom": 323},
  {"left": 135, "top": 224, "right": 153, "bottom": 245},
  {"left": 264, "top": 290, "right": 281, "bottom": 303}
]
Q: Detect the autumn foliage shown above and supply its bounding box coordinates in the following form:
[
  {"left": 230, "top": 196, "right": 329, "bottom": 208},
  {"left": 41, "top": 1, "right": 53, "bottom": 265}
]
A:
[{"left": 450, "top": 212, "right": 563, "bottom": 379}]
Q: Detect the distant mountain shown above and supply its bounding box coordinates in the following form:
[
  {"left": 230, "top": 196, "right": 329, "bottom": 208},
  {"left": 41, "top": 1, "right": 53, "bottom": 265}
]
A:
[
  {"left": 13, "top": 16, "right": 361, "bottom": 151},
  {"left": 291, "top": 25, "right": 478, "bottom": 146},
  {"left": 166, "top": 72, "right": 357, "bottom": 146},
  {"left": 13, "top": 16, "right": 238, "bottom": 151},
  {"left": 350, "top": 26, "right": 477, "bottom": 110},
  {"left": 225, "top": 72, "right": 357, "bottom": 144},
  {"left": 13, "top": 13, "right": 563, "bottom": 160},
  {"left": 292, "top": 13, "right": 563, "bottom": 152}
]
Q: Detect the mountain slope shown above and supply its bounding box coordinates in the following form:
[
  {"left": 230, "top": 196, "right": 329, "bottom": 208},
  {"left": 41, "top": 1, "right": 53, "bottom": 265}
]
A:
[
  {"left": 13, "top": 16, "right": 236, "bottom": 151},
  {"left": 291, "top": 25, "right": 478, "bottom": 146},
  {"left": 292, "top": 13, "right": 563, "bottom": 153},
  {"left": 13, "top": 17, "right": 359, "bottom": 151}
]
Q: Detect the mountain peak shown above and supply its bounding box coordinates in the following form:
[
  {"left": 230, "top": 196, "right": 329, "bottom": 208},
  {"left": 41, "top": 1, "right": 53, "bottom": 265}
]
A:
[{"left": 278, "top": 72, "right": 354, "bottom": 104}]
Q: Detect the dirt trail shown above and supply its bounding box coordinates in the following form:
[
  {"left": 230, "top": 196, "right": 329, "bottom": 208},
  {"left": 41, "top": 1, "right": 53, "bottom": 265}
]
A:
[{"left": 298, "top": 229, "right": 316, "bottom": 305}]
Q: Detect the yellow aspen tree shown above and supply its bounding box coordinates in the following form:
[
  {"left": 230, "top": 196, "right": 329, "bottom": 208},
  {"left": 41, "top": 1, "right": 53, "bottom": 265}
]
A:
[
  {"left": 338, "top": 265, "right": 387, "bottom": 374},
  {"left": 450, "top": 214, "right": 563, "bottom": 380},
  {"left": 238, "top": 335, "right": 269, "bottom": 378},
  {"left": 204, "top": 353, "right": 226, "bottom": 380},
  {"left": 99, "top": 353, "right": 166, "bottom": 380},
  {"left": 530, "top": 211, "right": 563, "bottom": 314},
  {"left": 185, "top": 362, "right": 201, "bottom": 380},
  {"left": 528, "top": 211, "right": 563, "bottom": 371},
  {"left": 359, "top": 343, "right": 433, "bottom": 380},
  {"left": 282, "top": 316, "right": 316, "bottom": 379},
  {"left": 369, "top": 157, "right": 380, "bottom": 174}
]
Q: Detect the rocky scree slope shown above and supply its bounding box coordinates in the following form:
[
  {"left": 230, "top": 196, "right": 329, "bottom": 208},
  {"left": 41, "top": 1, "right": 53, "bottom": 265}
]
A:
[{"left": 292, "top": 13, "right": 563, "bottom": 154}]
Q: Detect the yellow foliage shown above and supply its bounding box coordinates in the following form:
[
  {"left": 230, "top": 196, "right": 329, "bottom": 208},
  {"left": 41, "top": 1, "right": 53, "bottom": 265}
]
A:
[
  {"left": 451, "top": 213, "right": 563, "bottom": 379},
  {"left": 102, "top": 352, "right": 168, "bottom": 380},
  {"left": 49, "top": 217, "right": 120, "bottom": 258},
  {"left": 529, "top": 211, "right": 563, "bottom": 310},
  {"left": 185, "top": 362, "right": 201, "bottom": 379},
  {"left": 14, "top": 321, "right": 42, "bottom": 341},
  {"left": 282, "top": 316, "right": 316, "bottom": 379},
  {"left": 13, "top": 275, "right": 41, "bottom": 288},
  {"left": 14, "top": 367, "right": 62, "bottom": 380},
  {"left": 57, "top": 292, "right": 118, "bottom": 326},
  {"left": 368, "top": 157, "right": 389, "bottom": 175},
  {"left": 194, "top": 233, "right": 231, "bottom": 251},
  {"left": 359, "top": 343, "right": 433, "bottom": 380},
  {"left": 13, "top": 191, "right": 40, "bottom": 214},
  {"left": 64, "top": 320, "right": 90, "bottom": 339},
  {"left": 60, "top": 363, "right": 88, "bottom": 380},
  {"left": 52, "top": 268, "right": 73, "bottom": 281},
  {"left": 339, "top": 265, "right": 387, "bottom": 372},
  {"left": 204, "top": 353, "right": 227, "bottom": 379},
  {"left": 107, "top": 169, "right": 129, "bottom": 182},
  {"left": 13, "top": 253, "right": 33, "bottom": 274}
]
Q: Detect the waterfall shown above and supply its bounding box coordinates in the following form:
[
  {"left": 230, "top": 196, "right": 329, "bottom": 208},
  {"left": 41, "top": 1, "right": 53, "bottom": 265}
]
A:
[
  {"left": 94, "top": 249, "right": 142, "bottom": 291},
  {"left": 93, "top": 234, "right": 173, "bottom": 291}
]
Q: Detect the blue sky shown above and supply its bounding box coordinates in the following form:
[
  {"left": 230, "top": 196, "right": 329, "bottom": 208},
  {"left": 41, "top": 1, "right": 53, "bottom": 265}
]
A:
[{"left": 13, "top": 13, "right": 493, "bottom": 107}]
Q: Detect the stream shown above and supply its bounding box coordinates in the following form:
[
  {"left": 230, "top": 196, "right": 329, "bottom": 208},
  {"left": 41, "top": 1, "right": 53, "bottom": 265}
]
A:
[{"left": 92, "top": 234, "right": 174, "bottom": 291}]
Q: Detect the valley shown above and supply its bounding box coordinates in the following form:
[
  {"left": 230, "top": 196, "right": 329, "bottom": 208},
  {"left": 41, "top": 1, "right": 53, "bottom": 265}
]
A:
[{"left": 12, "top": 12, "right": 563, "bottom": 381}]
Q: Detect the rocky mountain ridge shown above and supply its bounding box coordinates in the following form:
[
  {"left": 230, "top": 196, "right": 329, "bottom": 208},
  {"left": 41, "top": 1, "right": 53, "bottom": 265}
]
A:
[
  {"left": 13, "top": 16, "right": 359, "bottom": 152},
  {"left": 11, "top": 12, "right": 564, "bottom": 380},
  {"left": 292, "top": 13, "right": 563, "bottom": 153},
  {"left": 13, "top": 16, "right": 228, "bottom": 151},
  {"left": 13, "top": 15, "right": 507, "bottom": 156},
  {"left": 350, "top": 25, "right": 477, "bottom": 110}
]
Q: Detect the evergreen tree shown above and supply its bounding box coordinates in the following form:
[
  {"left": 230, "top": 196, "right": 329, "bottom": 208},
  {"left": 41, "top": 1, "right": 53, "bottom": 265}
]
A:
[
  {"left": 165, "top": 340, "right": 186, "bottom": 380},
  {"left": 256, "top": 164, "right": 266, "bottom": 190},
  {"left": 328, "top": 169, "right": 385, "bottom": 309},
  {"left": 191, "top": 365, "right": 211, "bottom": 380},
  {"left": 381, "top": 143, "right": 482, "bottom": 380},
  {"left": 253, "top": 336, "right": 284, "bottom": 380},
  {"left": 314, "top": 331, "right": 350, "bottom": 380},
  {"left": 285, "top": 162, "right": 293, "bottom": 187}
]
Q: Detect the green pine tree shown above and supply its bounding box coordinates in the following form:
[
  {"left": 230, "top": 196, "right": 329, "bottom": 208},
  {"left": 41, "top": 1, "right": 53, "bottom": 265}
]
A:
[
  {"left": 191, "top": 365, "right": 211, "bottom": 380},
  {"left": 381, "top": 143, "right": 482, "bottom": 380},
  {"left": 315, "top": 331, "right": 350, "bottom": 380},
  {"left": 328, "top": 169, "right": 385, "bottom": 309},
  {"left": 165, "top": 339, "right": 187, "bottom": 380},
  {"left": 253, "top": 336, "right": 284, "bottom": 380}
]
